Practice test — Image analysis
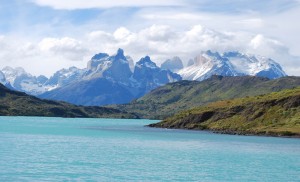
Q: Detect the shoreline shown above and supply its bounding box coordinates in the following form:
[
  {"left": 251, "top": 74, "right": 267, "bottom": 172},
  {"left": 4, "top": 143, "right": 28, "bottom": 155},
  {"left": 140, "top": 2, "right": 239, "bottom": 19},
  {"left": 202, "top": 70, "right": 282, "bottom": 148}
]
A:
[{"left": 147, "top": 124, "right": 300, "bottom": 138}]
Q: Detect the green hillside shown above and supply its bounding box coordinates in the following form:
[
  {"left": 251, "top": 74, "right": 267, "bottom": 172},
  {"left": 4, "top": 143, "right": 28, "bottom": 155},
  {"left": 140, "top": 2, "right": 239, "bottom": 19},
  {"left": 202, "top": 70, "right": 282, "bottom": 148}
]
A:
[
  {"left": 149, "top": 87, "right": 300, "bottom": 137},
  {"left": 0, "top": 84, "right": 138, "bottom": 118},
  {"left": 114, "top": 76, "right": 300, "bottom": 119}
]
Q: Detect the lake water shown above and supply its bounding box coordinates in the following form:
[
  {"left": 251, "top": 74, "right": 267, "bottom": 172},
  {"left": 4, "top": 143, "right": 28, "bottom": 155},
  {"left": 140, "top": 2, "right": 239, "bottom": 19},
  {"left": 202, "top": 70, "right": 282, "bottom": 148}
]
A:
[{"left": 0, "top": 116, "right": 299, "bottom": 181}]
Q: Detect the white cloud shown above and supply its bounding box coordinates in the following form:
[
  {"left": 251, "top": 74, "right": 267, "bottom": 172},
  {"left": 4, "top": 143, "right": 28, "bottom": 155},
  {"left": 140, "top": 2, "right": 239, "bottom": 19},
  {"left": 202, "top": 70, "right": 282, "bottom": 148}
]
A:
[
  {"left": 234, "top": 18, "right": 264, "bottom": 29},
  {"left": 30, "top": 0, "right": 184, "bottom": 9},
  {"left": 113, "top": 27, "right": 136, "bottom": 43},
  {"left": 0, "top": 36, "right": 89, "bottom": 77},
  {"left": 249, "top": 34, "right": 284, "bottom": 52},
  {"left": 88, "top": 31, "right": 114, "bottom": 41},
  {"left": 38, "top": 37, "right": 88, "bottom": 60},
  {"left": 247, "top": 34, "right": 299, "bottom": 76},
  {"left": 1, "top": 25, "right": 299, "bottom": 76},
  {"left": 142, "top": 13, "right": 206, "bottom": 21},
  {"left": 139, "top": 25, "right": 175, "bottom": 42},
  {"left": 1, "top": 1, "right": 299, "bottom": 77}
]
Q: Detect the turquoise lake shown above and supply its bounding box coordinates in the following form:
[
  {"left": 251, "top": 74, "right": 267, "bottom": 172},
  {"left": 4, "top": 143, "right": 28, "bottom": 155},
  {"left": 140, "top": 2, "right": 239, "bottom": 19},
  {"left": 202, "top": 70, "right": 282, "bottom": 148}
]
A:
[{"left": 0, "top": 116, "right": 299, "bottom": 181}]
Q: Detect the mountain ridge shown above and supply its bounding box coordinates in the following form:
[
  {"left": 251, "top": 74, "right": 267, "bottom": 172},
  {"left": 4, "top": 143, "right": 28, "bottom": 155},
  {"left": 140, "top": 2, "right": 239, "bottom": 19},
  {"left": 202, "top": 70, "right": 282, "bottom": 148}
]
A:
[
  {"left": 113, "top": 76, "right": 300, "bottom": 119},
  {"left": 2, "top": 49, "right": 287, "bottom": 106},
  {"left": 39, "top": 49, "right": 181, "bottom": 105}
]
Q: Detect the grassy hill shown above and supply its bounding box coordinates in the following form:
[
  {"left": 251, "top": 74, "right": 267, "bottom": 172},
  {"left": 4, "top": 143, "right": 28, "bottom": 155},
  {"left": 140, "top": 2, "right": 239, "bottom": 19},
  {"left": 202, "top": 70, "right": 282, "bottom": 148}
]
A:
[
  {"left": 0, "top": 84, "right": 138, "bottom": 118},
  {"left": 114, "top": 76, "right": 300, "bottom": 119},
  {"left": 149, "top": 87, "right": 300, "bottom": 137}
]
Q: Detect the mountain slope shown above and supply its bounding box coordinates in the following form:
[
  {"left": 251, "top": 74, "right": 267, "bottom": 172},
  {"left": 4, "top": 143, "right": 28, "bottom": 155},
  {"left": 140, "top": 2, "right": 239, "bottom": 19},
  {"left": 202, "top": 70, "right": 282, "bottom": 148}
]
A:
[
  {"left": 113, "top": 76, "right": 300, "bottom": 119},
  {"left": 41, "top": 78, "right": 135, "bottom": 106},
  {"left": 0, "top": 83, "right": 137, "bottom": 118},
  {"left": 149, "top": 87, "right": 300, "bottom": 137}
]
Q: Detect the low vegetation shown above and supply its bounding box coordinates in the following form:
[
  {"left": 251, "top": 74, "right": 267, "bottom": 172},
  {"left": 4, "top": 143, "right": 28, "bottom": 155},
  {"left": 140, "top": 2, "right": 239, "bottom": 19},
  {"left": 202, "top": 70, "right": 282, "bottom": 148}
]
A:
[{"left": 149, "top": 87, "right": 300, "bottom": 137}]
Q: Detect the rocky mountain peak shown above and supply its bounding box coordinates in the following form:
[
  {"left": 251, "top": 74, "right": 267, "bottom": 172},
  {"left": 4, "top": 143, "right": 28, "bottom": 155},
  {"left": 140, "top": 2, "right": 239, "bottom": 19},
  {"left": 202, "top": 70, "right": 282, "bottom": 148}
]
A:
[
  {"left": 91, "top": 53, "right": 109, "bottom": 60},
  {"left": 133, "top": 56, "right": 182, "bottom": 96},
  {"left": 113, "top": 48, "right": 126, "bottom": 61},
  {"left": 136, "top": 56, "right": 157, "bottom": 69},
  {"left": 161, "top": 56, "right": 183, "bottom": 72}
]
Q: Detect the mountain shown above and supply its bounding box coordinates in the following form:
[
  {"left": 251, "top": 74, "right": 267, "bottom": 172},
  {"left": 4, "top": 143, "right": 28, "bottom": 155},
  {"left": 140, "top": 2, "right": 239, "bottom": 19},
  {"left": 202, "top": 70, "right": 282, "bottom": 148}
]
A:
[
  {"left": 223, "top": 51, "right": 286, "bottom": 79},
  {"left": 0, "top": 83, "right": 138, "bottom": 118},
  {"left": 1, "top": 66, "right": 49, "bottom": 95},
  {"left": 41, "top": 49, "right": 136, "bottom": 105},
  {"left": 45, "top": 66, "right": 85, "bottom": 90},
  {"left": 113, "top": 76, "right": 300, "bottom": 119},
  {"left": 84, "top": 49, "right": 133, "bottom": 84},
  {"left": 40, "top": 49, "right": 181, "bottom": 106},
  {"left": 161, "top": 56, "right": 184, "bottom": 72},
  {"left": 178, "top": 50, "right": 286, "bottom": 81},
  {"left": 149, "top": 86, "right": 300, "bottom": 137},
  {"left": 133, "top": 56, "right": 182, "bottom": 97},
  {"left": 3, "top": 49, "right": 287, "bottom": 106}
]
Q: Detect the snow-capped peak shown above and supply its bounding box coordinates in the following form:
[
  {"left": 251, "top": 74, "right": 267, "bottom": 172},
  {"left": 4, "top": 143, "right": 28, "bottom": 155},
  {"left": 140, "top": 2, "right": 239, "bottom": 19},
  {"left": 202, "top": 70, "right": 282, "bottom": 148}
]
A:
[
  {"left": 178, "top": 50, "right": 286, "bottom": 81},
  {"left": 1, "top": 66, "right": 49, "bottom": 95},
  {"left": 136, "top": 56, "right": 157, "bottom": 69},
  {"left": 223, "top": 51, "right": 287, "bottom": 78},
  {"left": 45, "top": 66, "right": 85, "bottom": 89},
  {"left": 2, "top": 66, "right": 30, "bottom": 84}
]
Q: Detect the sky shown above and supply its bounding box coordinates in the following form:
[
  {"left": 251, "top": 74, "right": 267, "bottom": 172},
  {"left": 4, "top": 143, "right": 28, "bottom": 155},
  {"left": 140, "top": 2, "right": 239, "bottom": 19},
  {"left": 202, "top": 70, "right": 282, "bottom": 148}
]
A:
[{"left": 0, "top": 0, "right": 300, "bottom": 77}]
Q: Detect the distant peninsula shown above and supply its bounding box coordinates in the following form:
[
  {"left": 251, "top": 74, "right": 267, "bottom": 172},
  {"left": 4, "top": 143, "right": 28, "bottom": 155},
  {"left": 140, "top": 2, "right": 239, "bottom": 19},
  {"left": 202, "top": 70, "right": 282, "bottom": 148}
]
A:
[{"left": 149, "top": 87, "right": 300, "bottom": 137}]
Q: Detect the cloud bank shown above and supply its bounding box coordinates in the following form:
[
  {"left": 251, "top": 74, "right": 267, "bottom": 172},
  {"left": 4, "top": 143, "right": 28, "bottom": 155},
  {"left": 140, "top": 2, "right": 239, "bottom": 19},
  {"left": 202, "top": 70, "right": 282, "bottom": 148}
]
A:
[
  {"left": 0, "top": 25, "right": 299, "bottom": 76},
  {"left": 30, "top": 0, "right": 184, "bottom": 9}
]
